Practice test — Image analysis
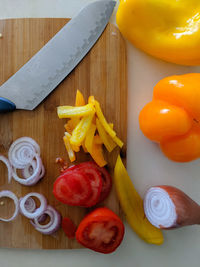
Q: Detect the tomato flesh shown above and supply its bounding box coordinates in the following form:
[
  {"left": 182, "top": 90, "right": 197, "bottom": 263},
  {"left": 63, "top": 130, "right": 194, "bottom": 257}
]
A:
[
  {"left": 67, "top": 162, "right": 112, "bottom": 203},
  {"left": 53, "top": 170, "right": 92, "bottom": 206},
  {"left": 61, "top": 162, "right": 103, "bottom": 207},
  {"left": 76, "top": 207, "right": 124, "bottom": 254}
]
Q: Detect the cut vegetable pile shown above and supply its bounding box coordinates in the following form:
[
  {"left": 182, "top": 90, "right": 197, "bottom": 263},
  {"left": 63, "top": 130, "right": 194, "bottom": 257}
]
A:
[{"left": 57, "top": 90, "right": 123, "bottom": 167}]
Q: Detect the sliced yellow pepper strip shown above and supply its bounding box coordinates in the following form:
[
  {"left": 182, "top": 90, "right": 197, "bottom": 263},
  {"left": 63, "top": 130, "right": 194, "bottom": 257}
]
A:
[
  {"left": 94, "top": 100, "right": 116, "bottom": 138},
  {"left": 90, "top": 142, "right": 107, "bottom": 167},
  {"left": 114, "top": 156, "right": 164, "bottom": 245},
  {"left": 113, "top": 135, "right": 124, "bottom": 148},
  {"left": 96, "top": 118, "right": 117, "bottom": 152},
  {"left": 63, "top": 133, "right": 76, "bottom": 162},
  {"left": 75, "top": 89, "right": 85, "bottom": 106},
  {"left": 82, "top": 141, "right": 88, "bottom": 153},
  {"left": 85, "top": 123, "right": 96, "bottom": 153},
  {"left": 94, "top": 134, "right": 103, "bottom": 145},
  {"left": 70, "top": 113, "right": 94, "bottom": 146},
  {"left": 57, "top": 103, "right": 95, "bottom": 119},
  {"left": 88, "top": 95, "right": 95, "bottom": 104},
  {"left": 109, "top": 123, "right": 114, "bottom": 129}
]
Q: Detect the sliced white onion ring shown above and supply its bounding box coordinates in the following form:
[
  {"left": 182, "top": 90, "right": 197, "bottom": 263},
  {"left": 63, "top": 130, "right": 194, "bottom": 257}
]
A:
[
  {"left": 12, "top": 155, "right": 42, "bottom": 186},
  {"left": 0, "top": 155, "right": 12, "bottom": 183},
  {"left": 20, "top": 193, "right": 47, "bottom": 219},
  {"left": 31, "top": 205, "right": 61, "bottom": 235},
  {"left": 0, "top": 190, "right": 19, "bottom": 222},
  {"left": 21, "top": 160, "right": 45, "bottom": 181},
  {"left": 8, "top": 137, "right": 40, "bottom": 169},
  {"left": 19, "top": 197, "right": 36, "bottom": 213},
  {"left": 144, "top": 187, "right": 177, "bottom": 228}
]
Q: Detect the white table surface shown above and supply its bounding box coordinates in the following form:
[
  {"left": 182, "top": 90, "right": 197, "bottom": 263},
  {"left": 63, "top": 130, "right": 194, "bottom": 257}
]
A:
[{"left": 1, "top": 0, "right": 200, "bottom": 266}]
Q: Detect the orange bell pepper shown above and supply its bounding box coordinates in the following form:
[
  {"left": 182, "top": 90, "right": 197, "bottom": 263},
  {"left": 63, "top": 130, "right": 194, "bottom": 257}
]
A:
[{"left": 139, "top": 73, "right": 200, "bottom": 162}]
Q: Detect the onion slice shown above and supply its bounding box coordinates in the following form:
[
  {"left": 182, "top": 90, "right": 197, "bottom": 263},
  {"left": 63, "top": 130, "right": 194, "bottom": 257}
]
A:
[
  {"left": 31, "top": 205, "right": 61, "bottom": 235},
  {"left": 8, "top": 137, "right": 40, "bottom": 169},
  {"left": 144, "top": 185, "right": 200, "bottom": 229},
  {"left": 144, "top": 186, "right": 177, "bottom": 229},
  {"left": 12, "top": 155, "right": 42, "bottom": 186},
  {"left": 0, "top": 155, "right": 12, "bottom": 183},
  {"left": 19, "top": 197, "right": 36, "bottom": 213},
  {"left": 20, "top": 193, "right": 47, "bottom": 219},
  {"left": 0, "top": 190, "right": 19, "bottom": 222}
]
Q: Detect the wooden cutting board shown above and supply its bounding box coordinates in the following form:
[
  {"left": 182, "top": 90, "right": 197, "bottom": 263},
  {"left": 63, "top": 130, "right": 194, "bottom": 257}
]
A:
[{"left": 0, "top": 18, "right": 127, "bottom": 249}]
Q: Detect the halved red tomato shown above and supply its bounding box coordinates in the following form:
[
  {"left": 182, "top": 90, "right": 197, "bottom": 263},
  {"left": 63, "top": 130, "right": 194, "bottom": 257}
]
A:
[
  {"left": 76, "top": 207, "right": 124, "bottom": 254},
  {"left": 53, "top": 170, "right": 92, "bottom": 206},
  {"left": 60, "top": 162, "right": 103, "bottom": 207},
  {"left": 66, "top": 162, "right": 112, "bottom": 203}
]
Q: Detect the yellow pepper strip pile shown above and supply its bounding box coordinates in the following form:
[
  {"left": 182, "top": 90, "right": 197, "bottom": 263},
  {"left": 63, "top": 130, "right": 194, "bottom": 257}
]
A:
[
  {"left": 114, "top": 155, "right": 164, "bottom": 245},
  {"left": 57, "top": 90, "right": 124, "bottom": 166}
]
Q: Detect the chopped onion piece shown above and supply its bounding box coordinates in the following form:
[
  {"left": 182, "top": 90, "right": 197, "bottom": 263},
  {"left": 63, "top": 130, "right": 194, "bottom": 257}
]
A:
[
  {"left": 0, "top": 155, "right": 12, "bottom": 183},
  {"left": 20, "top": 193, "right": 47, "bottom": 219},
  {"left": 31, "top": 205, "right": 61, "bottom": 235},
  {"left": 0, "top": 190, "right": 19, "bottom": 222}
]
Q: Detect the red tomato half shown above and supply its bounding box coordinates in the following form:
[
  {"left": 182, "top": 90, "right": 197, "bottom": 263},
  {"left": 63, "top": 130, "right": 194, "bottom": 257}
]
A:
[
  {"left": 62, "top": 162, "right": 103, "bottom": 207},
  {"left": 76, "top": 207, "right": 124, "bottom": 254},
  {"left": 53, "top": 170, "right": 92, "bottom": 206},
  {"left": 67, "top": 162, "right": 112, "bottom": 203},
  {"left": 62, "top": 217, "right": 77, "bottom": 239}
]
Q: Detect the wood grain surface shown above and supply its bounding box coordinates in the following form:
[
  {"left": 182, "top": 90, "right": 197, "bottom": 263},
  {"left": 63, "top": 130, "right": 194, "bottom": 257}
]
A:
[{"left": 0, "top": 18, "right": 127, "bottom": 249}]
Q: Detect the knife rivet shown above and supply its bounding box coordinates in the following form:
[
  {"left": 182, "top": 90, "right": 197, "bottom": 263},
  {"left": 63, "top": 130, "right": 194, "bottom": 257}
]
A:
[{"left": 0, "top": 33, "right": 3, "bottom": 38}]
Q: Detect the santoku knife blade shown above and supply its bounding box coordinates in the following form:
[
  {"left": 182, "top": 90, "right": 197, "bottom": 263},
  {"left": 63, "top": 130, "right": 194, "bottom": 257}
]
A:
[{"left": 0, "top": 0, "right": 116, "bottom": 112}]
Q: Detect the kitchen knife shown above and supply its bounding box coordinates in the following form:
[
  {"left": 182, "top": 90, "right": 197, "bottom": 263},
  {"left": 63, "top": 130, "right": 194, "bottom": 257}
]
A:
[{"left": 0, "top": 0, "right": 116, "bottom": 112}]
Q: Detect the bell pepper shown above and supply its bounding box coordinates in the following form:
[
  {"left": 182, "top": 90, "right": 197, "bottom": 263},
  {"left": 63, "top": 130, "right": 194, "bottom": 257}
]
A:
[
  {"left": 63, "top": 133, "right": 76, "bottom": 162},
  {"left": 139, "top": 73, "right": 200, "bottom": 162},
  {"left": 57, "top": 103, "right": 95, "bottom": 118},
  {"left": 58, "top": 91, "right": 124, "bottom": 166},
  {"left": 116, "top": 0, "right": 200, "bottom": 66},
  {"left": 70, "top": 113, "right": 95, "bottom": 146},
  {"left": 114, "top": 155, "right": 164, "bottom": 245},
  {"left": 96, "top": 118, "right": 117, "bottom": 152}
]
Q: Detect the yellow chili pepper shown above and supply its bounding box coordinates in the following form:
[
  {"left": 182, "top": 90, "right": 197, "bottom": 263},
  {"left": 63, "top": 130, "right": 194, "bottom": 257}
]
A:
[
  {"left": 114, "top": 155, "right": 164, "bottom": 245},
  {"left": 57, "top": 103, "right": 95, "bottom": 118},
  {"left": 70, "top": 113, "right": 94, "bottom": 146},
  {"left": 117, "top": 0, "right": 200, "bottom": 66}
]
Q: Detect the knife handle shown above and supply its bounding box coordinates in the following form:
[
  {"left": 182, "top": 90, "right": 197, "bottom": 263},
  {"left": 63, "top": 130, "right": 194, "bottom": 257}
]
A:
[{"left": 0, "top": 97, "right": 16, "bottom": 112}]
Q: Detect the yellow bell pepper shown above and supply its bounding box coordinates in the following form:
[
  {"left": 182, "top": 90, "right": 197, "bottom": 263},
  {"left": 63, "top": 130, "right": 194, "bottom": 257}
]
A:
[
  {"left": 94, "top": 100, "right": 116, "bottom": 138},
  {"left": 85, "top": 123, "right": 96, "bottom": 153},
  {"left": 75, "top": 89, "right": 85, "bottom": 106},
  {"left": 57, "top": 103, "right": 95, "bottom": 118},
  {"left": 90, "top": 142, "right": 107, "bottom": 167},
  {"left": 63, "top": 133, "right": 76, "bottom": 162},
  {"left": 70, "top": 113, "right": 94, "bottom": 146},
  {"left": 96, "top": 118, "right": 117, "bottom": 152},
  {"left": 57, "top": 91, "right": 124, "bottom": 167},
  {"left": 116, "top": 0, "right": 200, "bottom": 66},
  {"left": 114, "top": 155, "right": 164, "bottom": 245}
]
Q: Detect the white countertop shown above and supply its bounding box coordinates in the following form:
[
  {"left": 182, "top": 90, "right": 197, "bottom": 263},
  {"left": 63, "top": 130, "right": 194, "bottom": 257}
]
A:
[{"left": 1, "top": 1, "right": 200, "bottom": 267}]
